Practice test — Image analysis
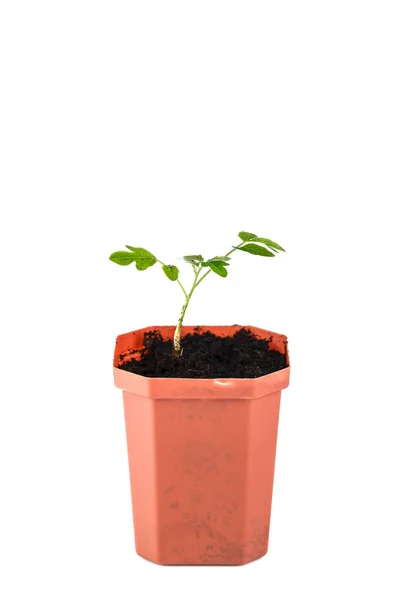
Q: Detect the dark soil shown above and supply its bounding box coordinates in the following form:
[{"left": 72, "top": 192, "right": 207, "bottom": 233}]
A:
[{"left": 118, "top": 328, "right": 287, "bottom": 379}]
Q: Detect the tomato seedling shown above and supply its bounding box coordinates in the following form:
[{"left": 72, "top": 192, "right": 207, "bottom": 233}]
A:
[{"left": 110, "top": 231, "right": 285, "bottom": 355}]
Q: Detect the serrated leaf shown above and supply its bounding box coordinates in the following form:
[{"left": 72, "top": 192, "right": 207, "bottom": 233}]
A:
[
  {"left": 209, "top": 262, "right": 228, "bottom": 277},
  {"left": 238, "top": 231, "right": 257, "bottom": 241},
  {"left": 251, "top": 237, "right": 285, "bottom": 252},
  {"left": 235, "top": 244, "right": 275, "bottom": 257},
  {"left": 183, "top": 255, "right": 204, "bottom": 264},
  {"left": 109, "top": 251, "right": 137, "bottom": 265},
  {"left": 162, "top": 264, "right": 179, "bottom": 281}
]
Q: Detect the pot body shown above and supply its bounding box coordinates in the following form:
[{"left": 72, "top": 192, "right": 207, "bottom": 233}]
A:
[{"left": 114, "top": 325, "right": 290, "bottom": 565}]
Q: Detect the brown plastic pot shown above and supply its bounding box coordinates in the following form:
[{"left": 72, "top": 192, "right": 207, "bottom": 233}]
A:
[{"left": 113, "top": 325, "right": 290, "bottom": 565}]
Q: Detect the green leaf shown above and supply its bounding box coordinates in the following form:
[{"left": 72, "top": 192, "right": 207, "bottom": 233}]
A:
[
  {"left": 129, "top": 247, "right": 155, "bottom": 259},
  {"left": 238, "top": 231, "right": 257, "bottom": 241},
  {"left": 235, "top": 244, "right": 275, "bottom": 257},
  {"left": 162, "top": 264, "right": 179, "bottom": 281},
  {"left": 202, "top": 256, "right": 231, "bottom": 267},
  {"left": 209, "top": 256, "right": 231, "bottom": 262},
  {"left": 130, "top": 248, "right": 156, "bottom": 270},
  {"left": 109, "top": 251, "right": 137, "bottom": 265},
  {"left": 135, "top": 256, "right": 157, "bottom": 270},
  {"left": 110, "top": 247, "right": 156, "bottom": 270},
  {"left": 183, "top": 255, "right": 204, "bottom": 264},
  {"left": 208, "top": 262, "right": 228, "bottom": 277},
  {"left": 202, "top": 260, "right": 229, "bottom": 267},
  {"left": 251, "top": 237, "right": 285, "bottom": 252}
]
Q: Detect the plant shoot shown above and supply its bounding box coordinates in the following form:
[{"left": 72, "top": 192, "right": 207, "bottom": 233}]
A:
[{"left": 109, "top": 231, "right": 285, "bottom": 355}]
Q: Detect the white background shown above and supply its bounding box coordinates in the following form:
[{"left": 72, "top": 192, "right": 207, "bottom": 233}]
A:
[{"left": 1, "top": 1, "right": 399, "bottom": 598}]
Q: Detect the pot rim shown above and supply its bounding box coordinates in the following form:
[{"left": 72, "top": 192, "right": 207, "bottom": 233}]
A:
[{"left": 113, "top": 325, "right": 290, "bottom": 399}]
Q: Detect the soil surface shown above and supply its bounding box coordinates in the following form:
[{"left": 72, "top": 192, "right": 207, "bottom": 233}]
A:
[{"left": 118, "top": 328, "right": 287, "bottom": 379}]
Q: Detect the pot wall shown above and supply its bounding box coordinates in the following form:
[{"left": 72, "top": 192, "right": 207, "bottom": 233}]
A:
[{"left": 114, "top": 325, "right": 290, "bottom": 565}]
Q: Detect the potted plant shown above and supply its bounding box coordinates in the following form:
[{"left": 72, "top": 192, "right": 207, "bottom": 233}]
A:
[{"left": 110, "top": 231, "right": 290, "bottom": 565}]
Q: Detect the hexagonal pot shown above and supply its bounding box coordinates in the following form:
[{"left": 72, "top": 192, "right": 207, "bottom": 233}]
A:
[{"left": 113, "top": 325, "right": 290, "bottom": 565}]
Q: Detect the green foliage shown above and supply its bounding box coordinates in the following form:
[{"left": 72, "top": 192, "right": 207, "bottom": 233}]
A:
[
  {"left": 110, "top": 231, "right": 285, "bottom": 354},
  {"left": 135, "top": 256, "right": 157, "bottom": 270},
  {"left": 238, "top": 231, "right": 257, "bottom": 241},
  {"left": 235, "top": 243, "right": 275, "bottom": 257},
  {"left": 237, "top": 232, "right": 285, "bottom": 252},
  {"left": 201, "top": 260, "right": 229, "bottom": 276},
  {"left": 110, "top": 246, "right": 156, "bottom": 270},
  {"left": 209, "top": 256, "right": 231, "bottom": 263},
  {"left": 109, "top": 251, "right": 137, "bottom": 266},
  {"left": 183, "top": 255, "right": 204, "bottom": 264},
  {"left": 162, "top": 265, "right": 179, "bottom": 281},
  {"left": 208, "top": 262, "right": 228, "bottom": 277},
  {"left": 249, "top": 237, "right": 285, "bottom": 252}
]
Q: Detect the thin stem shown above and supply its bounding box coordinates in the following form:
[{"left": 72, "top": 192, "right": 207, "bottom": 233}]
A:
[
  {"left": 173, "top": 242, "right": 245, "bottom": 355},
  {"left": 194, "top": 270, "right": 210, "bottom": 288},
  {"left": 194, "top": 241, "right": 246, "bottom": 288},
  {"left": 157, "top": 259, "right": 187, "bottom": 298},
  {"left": 173, "top": 264, "right": 202, "bottom": 354},
  {"left": 177, "top": 279, "right": 188, "bottom": 298}
]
